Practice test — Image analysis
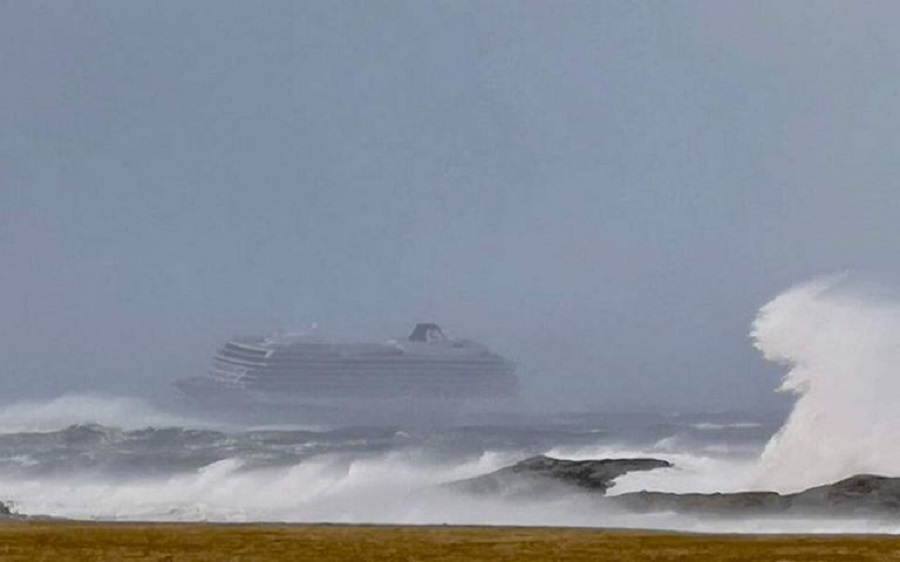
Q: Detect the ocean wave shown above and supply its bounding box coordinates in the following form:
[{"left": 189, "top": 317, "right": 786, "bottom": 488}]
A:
[
  {"left": 752, "top": 277, "right": 900, "bottom": 492},
  {"left": 0, "top": 395, "right": 208, "bottom": 433}
]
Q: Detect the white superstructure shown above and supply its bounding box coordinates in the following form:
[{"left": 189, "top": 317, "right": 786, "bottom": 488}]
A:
[{"left": 175, "top": 324, "right": 517, "bottom": 403}]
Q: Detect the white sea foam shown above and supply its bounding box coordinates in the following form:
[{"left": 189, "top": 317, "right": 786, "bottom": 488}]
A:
[
  {"left": 0, "top": 452, "right": 515, "bottom": 523},
  {"left": 691, "top": 422, "right": 763, "bottom": 431},
  {"left": 0, "top": 394, "right": 207, "bottom": 432},
  {"left": 1, "top": 446, "right": 897, "bottom": 533},
  {"left": 752, "top": 277, "right": 900, "bottom": 492}
]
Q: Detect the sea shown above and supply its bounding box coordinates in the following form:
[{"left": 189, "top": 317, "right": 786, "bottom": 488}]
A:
[
  {"left": 0, "top": 394, "right": 789, "bottom": 531},
  {"left": 1, "top": 277, "right": 899, "bottom": 533}
]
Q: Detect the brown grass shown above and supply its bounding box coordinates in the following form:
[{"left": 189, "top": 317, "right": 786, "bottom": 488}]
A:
[{"left": 0, "top": 521, "right": 899, "bottom": 561}]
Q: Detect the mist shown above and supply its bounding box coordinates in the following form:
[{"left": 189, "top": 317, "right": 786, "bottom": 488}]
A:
[{"left": 3, "top": 2, "right": 900, "bottom": 412}]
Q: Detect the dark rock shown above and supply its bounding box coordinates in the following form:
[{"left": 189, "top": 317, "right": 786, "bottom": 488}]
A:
[
  {"left": 612, "top": 474, "right": 900, "bottom": 517},
  {"left": 791, "top": 474, "right": 900, "bottom": 514},
  {"left": 450, "top": 455, "right": 900, "bottom": 519},
  {"left": 612, "top": 491, "right": 790, "bottom": 514},
  {"left": 0, "top": 501, "right": 63, "bottom": 521},
  {"left": 448, "top": 455, "right": 672, "bottom": 497}
]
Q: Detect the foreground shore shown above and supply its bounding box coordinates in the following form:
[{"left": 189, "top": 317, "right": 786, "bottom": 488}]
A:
[{"left": 1, "top": 522, "right": 900, "bottom": 561}]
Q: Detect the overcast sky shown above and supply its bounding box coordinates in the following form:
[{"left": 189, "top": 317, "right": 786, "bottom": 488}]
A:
[{"left": 2, "top": 1, "right": 899, "bottom": 410}]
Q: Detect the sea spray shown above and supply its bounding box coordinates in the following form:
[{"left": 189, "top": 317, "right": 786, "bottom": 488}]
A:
[
  {"left": 0, "top": 394, "right": 777, "bottom": 529},
  {"left": 752, "top": 277, "right": 900, "bottom": 492},
  {"left": 0, "top": 394, "right": 209, "bottom": 432}
]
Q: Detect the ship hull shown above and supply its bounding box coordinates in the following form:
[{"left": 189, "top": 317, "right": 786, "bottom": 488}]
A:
[{"left": 173, "top": 377, "right": 511, "bottom": 426}]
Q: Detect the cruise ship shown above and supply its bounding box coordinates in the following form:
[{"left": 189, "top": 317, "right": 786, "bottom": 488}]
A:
[{"left": 174, "top": 323, "right": 516, "bottom": 420}]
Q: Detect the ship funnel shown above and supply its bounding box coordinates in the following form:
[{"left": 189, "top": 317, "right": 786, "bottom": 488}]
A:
[{"left": 408, "top": 323, "right": 447, "bottom": 342}]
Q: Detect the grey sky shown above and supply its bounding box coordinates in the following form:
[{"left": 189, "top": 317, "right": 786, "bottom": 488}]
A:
[{"left": 2, "top": 2, "right": 898, "bottom": 410}]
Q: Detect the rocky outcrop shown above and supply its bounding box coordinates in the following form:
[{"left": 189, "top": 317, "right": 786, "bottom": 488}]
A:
[
  {"left": 612, "top": 491, "right": 790, "bottom": 514},
  {"left": 0, "top": 501, "right": 60, "bottom": 521},
  {"left": 612, "top": 474, "right": 900, "bottom": 516},
  {"left": 451, "top": 456, "right": 900, "bottom": 518},
  {"left": 449, "top": 455, "right": 672, "bottom": 497},
  {"left": 790, "top": 474, "right": 900, "bottom": 514}
]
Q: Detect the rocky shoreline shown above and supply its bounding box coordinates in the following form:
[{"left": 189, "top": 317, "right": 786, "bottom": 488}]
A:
[
  {"left": 447, "top": 455, "right": 672, "bottom": 497},
  {"left": 7, "top": 455, "right": 900, "bottom": 522},
  {"left": 450, "top": 455, "right": 900, "bottom": 518}
]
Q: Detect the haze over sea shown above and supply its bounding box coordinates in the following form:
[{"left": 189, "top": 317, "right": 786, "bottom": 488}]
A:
[
  {"left": 4, "top": 2, "right": 900, "bottom": 535},
  {"left": 0, "top": 277, "right": 894, "bottom": 533}
]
